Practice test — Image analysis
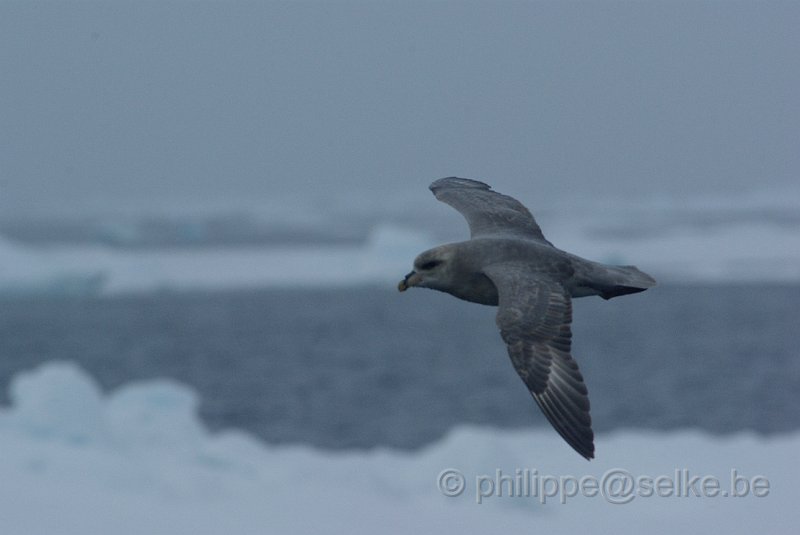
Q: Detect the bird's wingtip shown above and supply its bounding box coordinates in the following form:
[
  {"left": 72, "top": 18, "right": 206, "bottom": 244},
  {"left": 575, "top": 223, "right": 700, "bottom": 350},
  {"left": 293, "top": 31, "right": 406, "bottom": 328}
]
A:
[{"left": 429, "top": 177, "right": 492, "bottom": 193}]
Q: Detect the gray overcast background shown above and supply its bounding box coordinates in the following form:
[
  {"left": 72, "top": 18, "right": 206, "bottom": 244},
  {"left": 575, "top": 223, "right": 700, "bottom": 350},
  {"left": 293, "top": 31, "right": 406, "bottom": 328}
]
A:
[{"left": 1, "top": 0, "right": 798, "bottom": 218}]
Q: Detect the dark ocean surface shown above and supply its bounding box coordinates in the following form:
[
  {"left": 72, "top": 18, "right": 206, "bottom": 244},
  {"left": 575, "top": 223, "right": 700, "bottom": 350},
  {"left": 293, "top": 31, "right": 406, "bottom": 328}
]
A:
[{"left": 1, "top": 284, "right": 798, "bottom": 450}]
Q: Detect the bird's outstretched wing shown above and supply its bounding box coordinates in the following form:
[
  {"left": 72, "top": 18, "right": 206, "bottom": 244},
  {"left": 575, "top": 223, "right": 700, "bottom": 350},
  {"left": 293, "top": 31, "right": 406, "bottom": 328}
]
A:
[
  {"left": 429, "top": 177, "right": 551, "bottom": 244},
  {"left": 483, "top": 263, "right": 594, "bottom": 459}
]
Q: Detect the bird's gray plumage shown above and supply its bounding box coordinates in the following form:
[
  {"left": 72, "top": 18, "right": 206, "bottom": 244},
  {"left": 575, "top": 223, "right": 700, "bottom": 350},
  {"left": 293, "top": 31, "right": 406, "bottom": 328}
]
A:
[
  {"left": 429, "top": 177, "right": 553, "bottom": 244},
  {"left": 399, "top": 177, "right": 656, "bottom": 460}
]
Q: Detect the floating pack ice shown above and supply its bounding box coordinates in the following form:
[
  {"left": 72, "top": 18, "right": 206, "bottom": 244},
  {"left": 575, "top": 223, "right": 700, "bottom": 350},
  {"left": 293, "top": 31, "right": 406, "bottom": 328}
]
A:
[{"left": 0, "top": 361, "right": 797, "bottom": 534}]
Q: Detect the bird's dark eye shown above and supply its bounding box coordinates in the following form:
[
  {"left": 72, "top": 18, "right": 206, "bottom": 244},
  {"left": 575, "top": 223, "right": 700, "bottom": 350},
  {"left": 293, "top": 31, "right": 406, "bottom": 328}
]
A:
[{"left": 419, "top": 260, "right": 441, "bottom": 270}]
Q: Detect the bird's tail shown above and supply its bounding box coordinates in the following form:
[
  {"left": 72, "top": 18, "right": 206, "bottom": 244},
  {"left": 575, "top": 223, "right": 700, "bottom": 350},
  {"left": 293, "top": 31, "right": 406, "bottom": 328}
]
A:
[{"left": 596, "top": 264, "right": 656, "bottom": 300}]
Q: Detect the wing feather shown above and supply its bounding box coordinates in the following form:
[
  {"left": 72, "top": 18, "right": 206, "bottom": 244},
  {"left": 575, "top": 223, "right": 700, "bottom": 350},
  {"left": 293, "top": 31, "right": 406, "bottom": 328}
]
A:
[
  {"left": 484, "top": 264, "right": 595, "bottom": 460},
  {"left": 429, "top": 177, "right": 552, "bottom": 243}
]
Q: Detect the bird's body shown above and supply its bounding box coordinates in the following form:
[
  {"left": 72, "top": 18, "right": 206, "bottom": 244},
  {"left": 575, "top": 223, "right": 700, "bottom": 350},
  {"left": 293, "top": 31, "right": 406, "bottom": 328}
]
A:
[
  {"left": 399, "top": 177, "right": 655, "bottom": 460},
  {"left": 408, "top": 237, "right": 652, "bottom": 305}
]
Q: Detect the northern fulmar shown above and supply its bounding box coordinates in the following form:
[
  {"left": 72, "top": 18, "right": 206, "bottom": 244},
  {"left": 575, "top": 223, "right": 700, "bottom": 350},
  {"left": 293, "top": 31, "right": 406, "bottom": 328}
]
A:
[{"left": 398, "top": 177, "right": 655, "bottom": 459}]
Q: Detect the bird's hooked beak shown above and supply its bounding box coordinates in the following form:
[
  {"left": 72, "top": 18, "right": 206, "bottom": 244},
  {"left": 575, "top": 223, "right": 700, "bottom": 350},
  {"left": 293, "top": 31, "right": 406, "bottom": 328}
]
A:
[{"left": 397, "top": 271, "right": 422, "bottom": 292}]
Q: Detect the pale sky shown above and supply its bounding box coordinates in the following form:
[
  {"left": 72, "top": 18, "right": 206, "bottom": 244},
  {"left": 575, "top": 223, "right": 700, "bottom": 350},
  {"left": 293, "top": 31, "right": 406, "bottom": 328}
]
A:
[{"left": 1, "top": 1, "right": 798, "bottom": 217}]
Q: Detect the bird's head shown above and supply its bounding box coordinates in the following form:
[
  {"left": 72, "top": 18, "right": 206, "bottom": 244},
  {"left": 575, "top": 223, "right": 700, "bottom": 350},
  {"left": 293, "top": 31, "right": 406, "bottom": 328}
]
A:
[{"left": 398, "top": 246, "right": 455, "bottom": 292}]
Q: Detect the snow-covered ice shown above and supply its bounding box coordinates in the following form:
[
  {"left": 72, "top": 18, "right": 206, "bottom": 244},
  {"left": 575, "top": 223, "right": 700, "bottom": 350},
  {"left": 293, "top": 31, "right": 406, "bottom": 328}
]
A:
[
  {"left": 3, "top": 186, "right": 800, "bottom": 295},
  {"left": 0, "top": 361, "right": 796, "bottom": 534},
  {"left": 0, "top": 224, "right": 435, "bottom": 295}
]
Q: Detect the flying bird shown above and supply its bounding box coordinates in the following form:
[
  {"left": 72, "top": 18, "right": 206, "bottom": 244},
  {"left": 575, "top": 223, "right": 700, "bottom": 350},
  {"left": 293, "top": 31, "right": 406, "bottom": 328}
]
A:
[{"left": 398, "top": 177, "right": 655, "bottom": 459}]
